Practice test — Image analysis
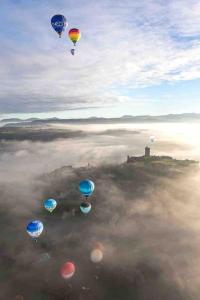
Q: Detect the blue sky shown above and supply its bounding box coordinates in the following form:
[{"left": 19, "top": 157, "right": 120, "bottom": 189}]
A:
[{"left": 0, "top": 0, "right": 200, "bottom": 119}]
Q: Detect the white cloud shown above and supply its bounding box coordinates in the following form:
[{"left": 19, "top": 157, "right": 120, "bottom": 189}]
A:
[
  {"left": 168, "top": 0, "right": 200, "bottom": 37},
  {"left": 0, "top": 0, "right": 200, "bottom": 113}
]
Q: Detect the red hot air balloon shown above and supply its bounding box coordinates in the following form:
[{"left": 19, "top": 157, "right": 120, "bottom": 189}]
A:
[{"left": 60, "top": 262, "right": 75, "bottom": 279}]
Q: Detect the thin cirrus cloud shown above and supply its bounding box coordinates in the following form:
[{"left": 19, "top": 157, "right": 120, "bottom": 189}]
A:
[{"left": 0, "top": 0, "right": 200, "bottom": 114}]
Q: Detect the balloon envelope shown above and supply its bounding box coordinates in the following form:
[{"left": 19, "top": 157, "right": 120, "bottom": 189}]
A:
[
  {"left": 26, "top": 220, "right": 43, "bottom": 239},
  {"left": 51, "top": 15, "right": 67, "bottom": 37},
  {"left": 60, "top": 262, "right": 75, "bottom": 279},
  {"left": 90, "top": 249, "right": 103, "bottom": 263},
  {"left": 149, "top": 136, "right": 155, "bottom": 143},
  {"left": 79, "top": 179, "right": 95, "bottom": 197},
  {"left": 80, "top": 202, "right": 91, "bottom": 214},
  {"left": 68, "top": 28, "right": 81, "bottom": 45},
  {"left": 44, "top": 198, "right": 57, "bottom": 212}
]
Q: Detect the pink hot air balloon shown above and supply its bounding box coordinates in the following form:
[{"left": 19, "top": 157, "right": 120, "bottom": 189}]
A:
[{"left": 60, "top": 262, "right": 75, "bottom": 279}]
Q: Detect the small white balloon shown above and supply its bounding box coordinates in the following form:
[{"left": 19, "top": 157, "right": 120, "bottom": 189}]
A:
[
  {"left": 90, "top": 249, "right": 103, "bottom": 263},
  {"left": 149, "top": 135, "right": 156, "bottom": 144}
]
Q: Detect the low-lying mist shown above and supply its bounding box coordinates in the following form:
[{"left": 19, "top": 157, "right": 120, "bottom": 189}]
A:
[
  {"left": 0, "top": 122, "right": 197, "bottom": 180},
  {"left": 0, "top": 122, "right": 200, "bottom": 300}
]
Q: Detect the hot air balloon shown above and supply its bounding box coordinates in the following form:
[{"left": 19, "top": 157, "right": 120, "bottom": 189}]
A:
[
  {"left": 60, "top": 262, "right": 75, "bottom": 279},
  {"left": 80, "top": 202, "right": 91, "bottom": 214},
  {"left": 149, "top": 135, "right": 155, "bottom": 144},
  {"left": 68, "top": 28, "right": 81, "bottom": 45},
  {"left": 68, "top": 28, "right": 81, "bottom": 55},
  {"left": 44, "top": 198, "right": 57, "bottom": 213},
  {"left": 90, "top": 249, "right": 103, "bottom": 263},
  {"left": 51, "top": 15, "right": 67, "bottom": 38},
  {"left": 71, "top": 49, "right": 75, "bottom": 56},
  {"left": 26, "top": 220, "right": 44, "bottom": 239},
  {"left": 79, "top": 179, "right": 95, "bottom": 199}
]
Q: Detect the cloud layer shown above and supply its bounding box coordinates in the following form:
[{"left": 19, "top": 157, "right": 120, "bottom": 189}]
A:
[{"left": 0, "top": 122, "right": 200, "bottom": 299}]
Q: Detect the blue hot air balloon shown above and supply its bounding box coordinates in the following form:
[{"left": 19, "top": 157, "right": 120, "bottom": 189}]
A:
[
  {"left": 51, "top": 15, "right": 67, "bottom": 38},
  {"left": 26, "top": 220, "right": 44, "bottom": 239},
  {"left": 80, "top": 202, "right": 92, "bottom": 214},
  {"left": 44, "top": 198, "right": 57, "bottom": 213},
  {"left": 79, "top": 179, "right": 95, "bottom": 198}
]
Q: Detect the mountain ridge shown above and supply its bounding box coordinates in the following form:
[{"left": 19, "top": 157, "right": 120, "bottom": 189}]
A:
[{"left": 2, "top": 113, "right": 200, "bottom": 126}]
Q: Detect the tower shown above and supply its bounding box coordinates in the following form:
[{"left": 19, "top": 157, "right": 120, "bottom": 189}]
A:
[{"left": 145, "top": 146, "right": 150, "bottom": 157}]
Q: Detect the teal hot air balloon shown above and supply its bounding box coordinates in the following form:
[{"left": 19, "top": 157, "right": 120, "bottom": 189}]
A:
[
  {"left": 79, "top": 179, "right": 95, "bottom": 199},
  {"left": 80, "top": 202, "right": 91, "bottom": 214},
  {"left": 44, "top": 198, "right": 57, "bottom": 213},
  {"left": 26, "top": 220, "right": 44, "bottom": 239}
]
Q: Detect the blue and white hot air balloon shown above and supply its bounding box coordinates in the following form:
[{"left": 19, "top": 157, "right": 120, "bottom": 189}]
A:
[
  {"left": 26, "top": 220, "right": 44, "bottom": 239},
  {"left": 44, "top": 198, "right": 57, "bottom": 213},
  {"left": 79, "top": 179, "right": 95, "bottom": 199},
  {"left": 80, "top": 202, "right": 92, "bottom": 214},
  {"left": 51, "top": 14, "right": 67, "bottom": 38}
]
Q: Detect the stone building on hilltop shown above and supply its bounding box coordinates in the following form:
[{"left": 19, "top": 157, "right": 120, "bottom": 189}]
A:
[
  {"left": 145, "top": 146, "right": 150, "bottom": 157},
  {"left": 127, "top": 146, "right": 173, "bottom": 163},
  {"left": 127, "top": 146, "right": 151, "bottom": 163}
]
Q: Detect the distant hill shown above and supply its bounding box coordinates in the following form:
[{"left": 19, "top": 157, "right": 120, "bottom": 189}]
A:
[
  {"left": 42, "top": 157, "right": 198, "bottom": 208},
  {"left": 25, "top": 118, "right": 40, "bottom": 122},
  {"left": 31, "top": 113, "right": 200, "bottom": 124},
  {"left": 2, "top": 113, "right": 200, "bottom": 126},
  {"left": 127, "top": 154, "right": 198, "bottom": 167},
  {"left": 0, "top": 127, "right": 85, "bottom": 142},
  {"left": 0, "top": 117, "right": 39, "bottom": 123},
  {"left": 0, "top": 118, "right": 22, "bottom": 123}
]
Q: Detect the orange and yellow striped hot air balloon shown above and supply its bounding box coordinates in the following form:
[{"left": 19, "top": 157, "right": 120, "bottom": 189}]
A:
[{"left": 68, "top": 28, "right": 81, "bottom": 46}]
